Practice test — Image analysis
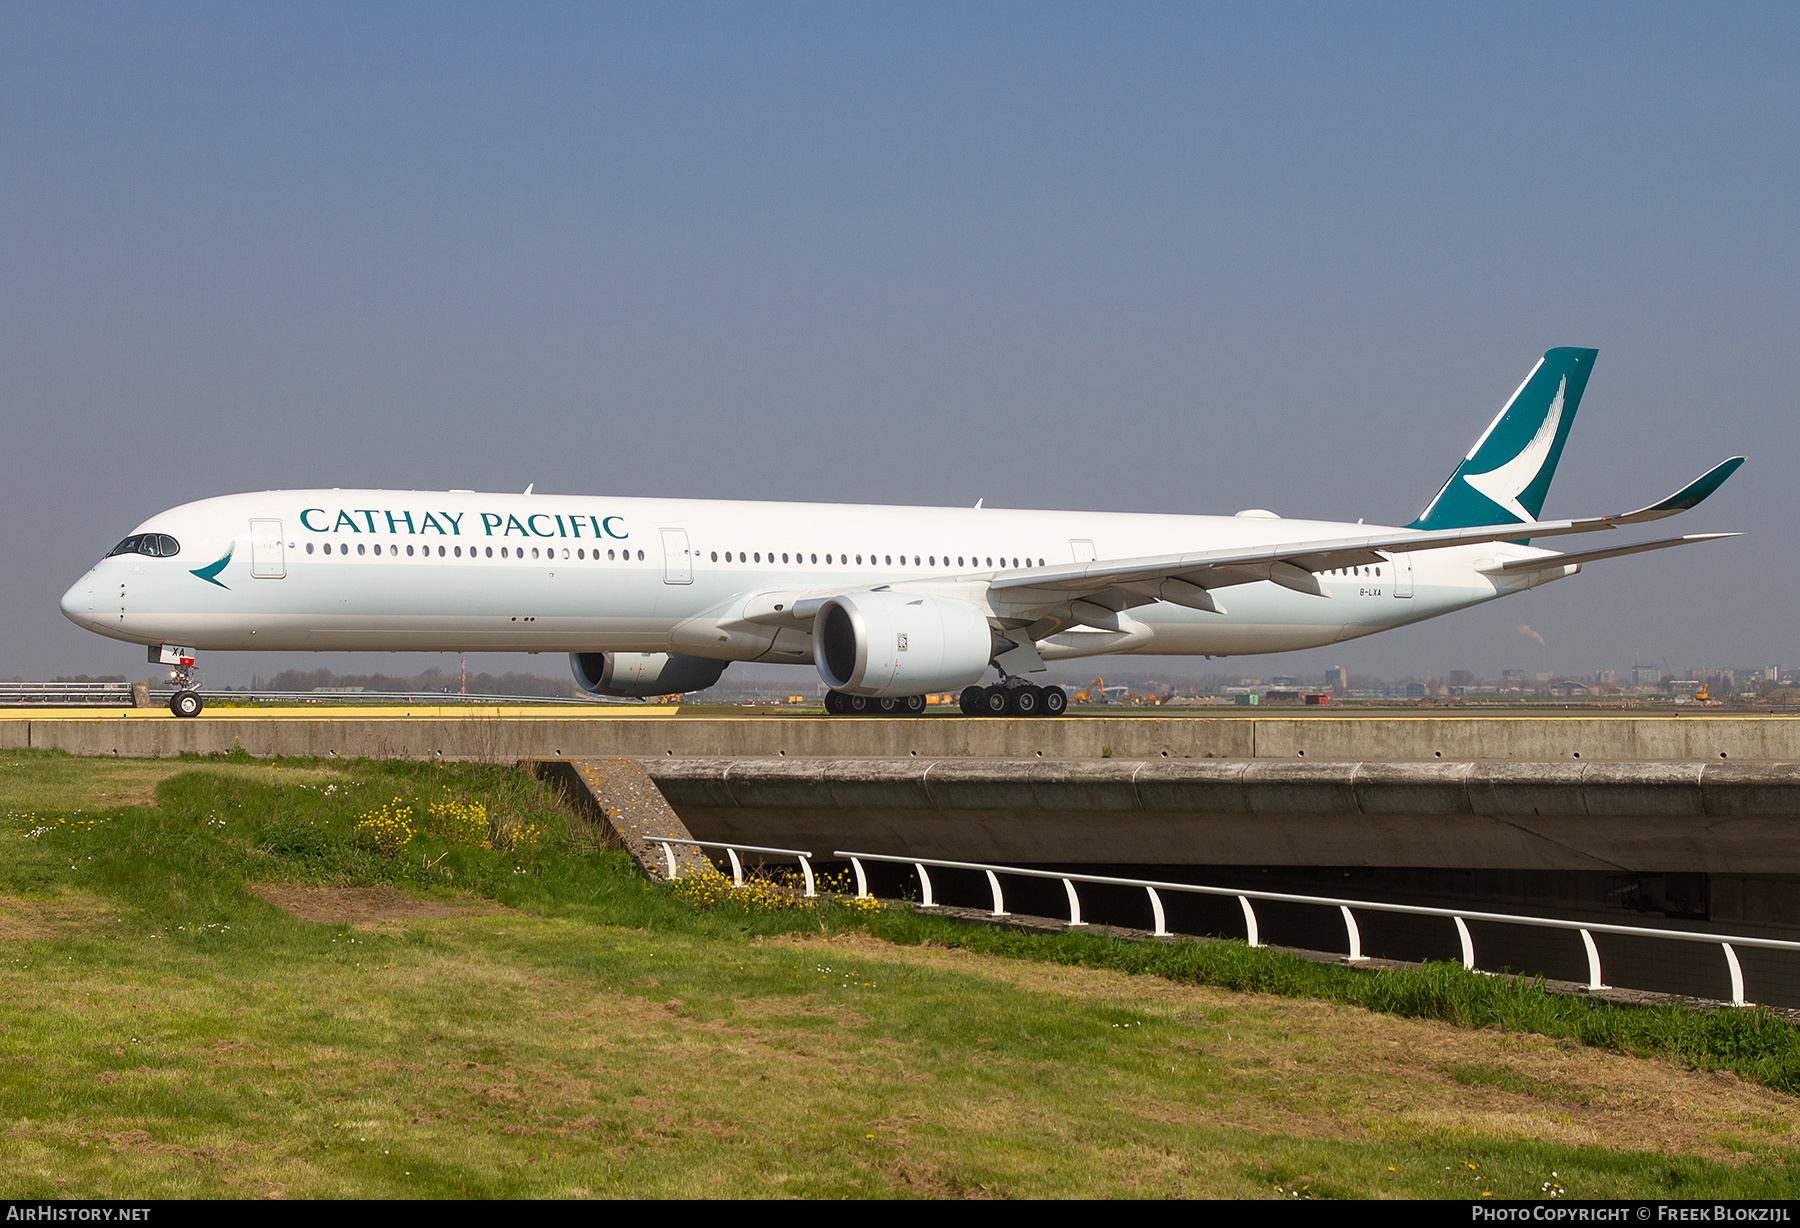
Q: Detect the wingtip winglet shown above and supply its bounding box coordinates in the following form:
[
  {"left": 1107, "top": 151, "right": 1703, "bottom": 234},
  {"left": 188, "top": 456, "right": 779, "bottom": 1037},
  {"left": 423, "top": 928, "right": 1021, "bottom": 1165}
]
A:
[{"left": 1623, "top": 456, "right": 1746, "bottom": 521}]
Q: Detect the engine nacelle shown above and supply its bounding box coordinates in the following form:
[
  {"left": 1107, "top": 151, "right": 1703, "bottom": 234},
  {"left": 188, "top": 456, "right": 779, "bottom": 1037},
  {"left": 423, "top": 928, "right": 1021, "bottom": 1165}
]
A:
[
  {"left": 569, "top": 652, "right": 728, "bottom": 698},
  {"left": 813, "top": 591, "right": 994, "bottom": 697}
]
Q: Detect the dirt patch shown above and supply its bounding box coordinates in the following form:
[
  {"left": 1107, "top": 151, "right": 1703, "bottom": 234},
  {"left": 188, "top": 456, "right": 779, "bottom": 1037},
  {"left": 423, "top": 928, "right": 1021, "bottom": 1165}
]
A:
[
  {"left": 248, "top": 884, "right": 509, "bottom": 928},
  {"left": 0, "top": 894, "right": 123, "bottom": 940},
  {"left": 758, "top": 932, "right": 1800, "bottom": 1161}
]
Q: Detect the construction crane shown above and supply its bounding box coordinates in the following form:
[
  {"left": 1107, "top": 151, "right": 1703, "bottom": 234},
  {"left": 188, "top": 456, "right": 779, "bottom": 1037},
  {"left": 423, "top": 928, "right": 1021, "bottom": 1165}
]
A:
[{"left": 1069, "top": 677, "right": 1133, "bottom": 704}]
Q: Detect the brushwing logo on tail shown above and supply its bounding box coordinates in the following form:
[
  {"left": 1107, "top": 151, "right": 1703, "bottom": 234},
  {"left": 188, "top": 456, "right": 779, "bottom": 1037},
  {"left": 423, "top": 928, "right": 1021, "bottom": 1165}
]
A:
[{"left": 1460, "top": 376, "right": 1565, "bottom": 523}]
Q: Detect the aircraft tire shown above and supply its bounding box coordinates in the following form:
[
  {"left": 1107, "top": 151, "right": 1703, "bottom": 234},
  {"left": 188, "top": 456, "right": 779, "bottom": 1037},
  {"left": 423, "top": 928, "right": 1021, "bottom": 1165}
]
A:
[
  {"left": 959, "top": 687, "right": 984, "bottom": 715},
  {"left": 1041, "top": 686, "right": 1068, "bottom": 716},
  {"left": 902, "top": 694, "right": 926, "bottom": 715},
  {"left": 845, "top": 693, "right": 872, "bottom": 716},
  {"left": 876, "top": 696, "right": 899, "bottom": 715},
  {"left": 824, "top": 691, "right": 847, "bottom": 716},
  {"left": 1010, "top": 686, "right": 1041, "bottom": 717},
  {"left": 170, "top": 690, "right": 203, "bottom": 719},
  {"left": 980, "top": 685, "right": 1010, "bottom": 716}
]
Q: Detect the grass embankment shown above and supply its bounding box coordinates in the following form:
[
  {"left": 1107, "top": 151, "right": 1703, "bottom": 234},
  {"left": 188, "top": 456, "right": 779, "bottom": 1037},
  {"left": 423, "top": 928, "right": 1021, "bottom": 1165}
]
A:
[{"left": 0, "top": 748, "right": 1796, "bottom": 1199}]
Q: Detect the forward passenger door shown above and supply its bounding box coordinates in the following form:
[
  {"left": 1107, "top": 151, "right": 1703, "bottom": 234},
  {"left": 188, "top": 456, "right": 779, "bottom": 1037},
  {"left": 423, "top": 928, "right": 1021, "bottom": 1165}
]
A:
[{"left": 661, "top": 528, "right": 693, "bottom": 584}]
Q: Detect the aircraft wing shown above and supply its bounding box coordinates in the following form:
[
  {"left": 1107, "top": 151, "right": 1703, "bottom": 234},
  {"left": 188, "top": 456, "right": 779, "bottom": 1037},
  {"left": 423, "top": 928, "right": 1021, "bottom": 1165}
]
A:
[
  {"left": 985, "top": 456, "right": 1746, "bottom": 606},
  {"left": 1476, "top": 532, "right": 1740, "bottom": 575}
]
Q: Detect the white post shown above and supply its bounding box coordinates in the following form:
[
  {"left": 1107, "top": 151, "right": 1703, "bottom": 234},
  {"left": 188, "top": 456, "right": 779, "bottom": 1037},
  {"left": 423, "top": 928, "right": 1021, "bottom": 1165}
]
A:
[
  {"left": 913, "top": 863, "right": 936, "bottom": 908},
  {"left": 984, "top": 869, "right": 1008, "bottom": 917},
  {"left": 798, "top": 855, "right": 817, "bottom": 899},
  {"left": 851, "top": 857, "right": 869, "bottom": 900},
  {"left": 726, "top": 847, "right": 743, "bottom": 887},
  {"left": 1340, "top": 905, "right": 1366, "bottom": 962},
  {"left": 1723, "top": 942, "right": 1746, "bottom": 1007},
  {"left": 1146, "top": 886, "right": 1169, "bottom": 937},
  {"left": 662, "top": 842, "right": 678, "bottom": 880},
  {"left": 1580, "top": 929, "right": 1605, "bottom": 990},
  {"left": 1454, "top": 917, "right": 1475, "bottom": 971},
  {"left": 1063, "top": 878, "right": 1085, "bottom": 927},
  {"left": 1237, "top": 895, "right": 1260, "bottom": 948}
]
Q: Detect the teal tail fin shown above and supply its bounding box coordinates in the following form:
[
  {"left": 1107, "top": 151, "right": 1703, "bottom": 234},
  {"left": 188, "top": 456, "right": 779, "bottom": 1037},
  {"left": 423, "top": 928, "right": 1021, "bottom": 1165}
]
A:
[{"left": 1411, "top": 347, "right": 1598, "bottom": 530}]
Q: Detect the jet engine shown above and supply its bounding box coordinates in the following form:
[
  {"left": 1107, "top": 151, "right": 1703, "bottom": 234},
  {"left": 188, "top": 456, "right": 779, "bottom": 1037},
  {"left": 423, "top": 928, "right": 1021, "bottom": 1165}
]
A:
[
  {"left": 570, "top": 652, "right": 729, "bottom": 698},
  {"left": 813, "top": 591, "right": 994, "bottom": 697}
]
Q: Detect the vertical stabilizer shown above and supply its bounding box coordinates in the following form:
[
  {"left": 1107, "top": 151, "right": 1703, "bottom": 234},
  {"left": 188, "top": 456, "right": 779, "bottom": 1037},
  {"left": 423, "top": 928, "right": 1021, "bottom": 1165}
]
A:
[{"left": 1411, "top": 347, "right": 1597, "bottom": 530}]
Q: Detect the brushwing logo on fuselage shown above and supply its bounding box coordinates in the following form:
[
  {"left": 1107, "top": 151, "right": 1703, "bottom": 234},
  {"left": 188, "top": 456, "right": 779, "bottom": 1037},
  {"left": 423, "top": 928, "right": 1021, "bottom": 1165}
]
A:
[
  {"left": 1460, "top": 376, "right": 1565, "bottom": 523},
  {"left": 190, "top": 547, "right": 233, "bottom": 589}
]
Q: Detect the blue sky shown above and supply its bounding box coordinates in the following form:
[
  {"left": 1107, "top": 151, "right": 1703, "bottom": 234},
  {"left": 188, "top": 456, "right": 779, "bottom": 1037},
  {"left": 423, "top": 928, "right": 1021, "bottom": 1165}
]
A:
[{"left": 3, "top": 3, "right": 1794, "bottom": 685}]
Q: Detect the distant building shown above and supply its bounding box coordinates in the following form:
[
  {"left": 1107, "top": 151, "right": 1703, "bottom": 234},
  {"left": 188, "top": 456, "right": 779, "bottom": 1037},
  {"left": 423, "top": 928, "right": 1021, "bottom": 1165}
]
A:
[
  {"left": 1598, "top": 669, "right": 1616, "bottom": 687},
  {"left": 1632, "top": 666, "right": 1661, "bottom": 687},
  {"left": 1271, "top": 675, "right": 1299, "bottom": 688},
  {"left": 1326, "top": 666, "right": 1349, "bottom": 691},
  {"left": 1448, "top": 670, "right": 1474, "bottom": 686}
]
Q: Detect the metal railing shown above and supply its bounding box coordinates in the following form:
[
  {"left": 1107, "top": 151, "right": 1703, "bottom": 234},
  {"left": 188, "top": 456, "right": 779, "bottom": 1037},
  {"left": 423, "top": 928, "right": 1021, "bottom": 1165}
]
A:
[
  {"left": 835, "top": 850, "right": 1800, "bottom": 1008},
  {"left": 146, "top": 689, "right": 636, "bottom": 707},
  {"left": 0, "top": 681, "right": 134, "bottom": 705},
  {"left": 0, "top": 682, "right": 644, "bottom": 707},
  {"left": 648, "top": 838, "right": 817, "bottom": 898}
]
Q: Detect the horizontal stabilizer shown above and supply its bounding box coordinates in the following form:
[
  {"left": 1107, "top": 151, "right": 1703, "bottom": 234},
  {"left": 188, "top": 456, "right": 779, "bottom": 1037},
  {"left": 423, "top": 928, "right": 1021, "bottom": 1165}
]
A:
[{"left": 1478, "top": 533, "right": 1740, "bottom": 574}]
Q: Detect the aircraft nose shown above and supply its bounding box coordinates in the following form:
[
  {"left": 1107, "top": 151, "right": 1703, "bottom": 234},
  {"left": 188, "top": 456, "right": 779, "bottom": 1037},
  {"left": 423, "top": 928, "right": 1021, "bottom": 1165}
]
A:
[{"left": 59, "top": 576, "right": 94, "bottom": 627}]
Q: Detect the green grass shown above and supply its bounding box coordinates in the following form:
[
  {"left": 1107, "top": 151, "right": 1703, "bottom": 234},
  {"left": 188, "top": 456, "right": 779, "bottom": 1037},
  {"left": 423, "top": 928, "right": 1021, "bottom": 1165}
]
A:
[{"left": 0, "top": 747, "right": 1796, "bottom": 1199}]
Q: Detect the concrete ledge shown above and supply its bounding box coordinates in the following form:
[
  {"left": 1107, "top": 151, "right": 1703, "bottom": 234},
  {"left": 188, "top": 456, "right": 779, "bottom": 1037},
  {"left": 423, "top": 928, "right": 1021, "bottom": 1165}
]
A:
[
  {"left": 646, "top": 757, "right": 1800, "bottom": 873},
  {"left": 12, "top": 710, "right": 1800, "bottom": 762}
]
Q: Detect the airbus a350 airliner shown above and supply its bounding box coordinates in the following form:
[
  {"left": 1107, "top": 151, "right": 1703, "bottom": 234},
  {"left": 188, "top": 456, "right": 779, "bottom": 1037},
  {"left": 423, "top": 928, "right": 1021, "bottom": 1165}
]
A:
[{"left": 61, "top": 348, "right": 1742, "bottom": 718}]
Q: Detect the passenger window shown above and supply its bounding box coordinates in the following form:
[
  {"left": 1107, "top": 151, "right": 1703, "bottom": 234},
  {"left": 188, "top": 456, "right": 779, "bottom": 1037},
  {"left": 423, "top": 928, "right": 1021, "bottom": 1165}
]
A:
[
  {"left": 322, "top": 543, "right": 332, "bottom": 555},
  {"left": 357, "top": 543, "right": 366, "bottom": 555}
]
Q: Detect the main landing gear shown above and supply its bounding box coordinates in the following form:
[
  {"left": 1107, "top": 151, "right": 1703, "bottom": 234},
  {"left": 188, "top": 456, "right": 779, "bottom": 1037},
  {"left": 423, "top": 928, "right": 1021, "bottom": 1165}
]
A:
[
  {"left": 958, "top": 683, "right": 1067, "bottom": 717},
  {"left": 824, "top": 691, "right": 927, "bottom": 717},
  {"left": 821, "top": 683, "right": 1069, "bottom": 717}
]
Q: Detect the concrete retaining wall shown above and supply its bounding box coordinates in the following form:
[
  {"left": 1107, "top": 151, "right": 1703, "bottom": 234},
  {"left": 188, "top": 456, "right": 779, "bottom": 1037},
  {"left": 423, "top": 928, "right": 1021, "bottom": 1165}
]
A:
[
  {"left": 648, "top": 757, "right": 1800, "bottom": 872},
  {"left": 10, "top": 711, "right": 1800, "bottom": 762}
]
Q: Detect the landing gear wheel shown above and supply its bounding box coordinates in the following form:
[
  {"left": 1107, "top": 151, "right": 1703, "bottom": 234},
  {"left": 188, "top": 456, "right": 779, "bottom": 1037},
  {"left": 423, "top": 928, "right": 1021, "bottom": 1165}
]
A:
[
  {"left": 170, "top": 690, "right": 203, "bottom": 719},
  {"left": 902, "top": 694, "right": 926, "bottom": 715},
  {"left": 824, "top": 690, "right": 848, "bottom": 715},
  {"left": 959, "top": 686, "right": 985, "bottom": 715},
  {"left": 876, "top": 697, "right": 900, "bottom": 715},
  {"left": 1041, "top": 686, "right": 1068, "bottom": 716},
  {"left": 981, "top": 685, "right": 1010, "bottom": 716},
  {"left": 1010, "top": 686, "right": 1041, "bottom": 717},
  {"left": 845, "top": 693, "right": 872, "bottom": 716}
]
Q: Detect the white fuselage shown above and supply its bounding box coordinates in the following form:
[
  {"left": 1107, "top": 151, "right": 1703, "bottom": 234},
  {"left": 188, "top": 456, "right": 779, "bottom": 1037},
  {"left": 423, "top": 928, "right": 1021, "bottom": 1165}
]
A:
[{"left": 60, "top": 490, "right": 1569, "bottom": 667}]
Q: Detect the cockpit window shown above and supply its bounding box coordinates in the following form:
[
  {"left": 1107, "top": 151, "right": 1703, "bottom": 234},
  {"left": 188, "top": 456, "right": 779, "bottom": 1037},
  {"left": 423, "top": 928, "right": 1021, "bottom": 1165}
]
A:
[{"left": 105, "top": 534, "right": 179, "bottom": 559}]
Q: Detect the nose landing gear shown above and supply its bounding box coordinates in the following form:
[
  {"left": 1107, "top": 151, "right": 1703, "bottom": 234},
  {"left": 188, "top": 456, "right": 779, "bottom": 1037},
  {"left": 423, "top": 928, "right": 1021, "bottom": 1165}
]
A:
[{"left": 152, "top": 645, "right": 204, "bottom": 718}]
